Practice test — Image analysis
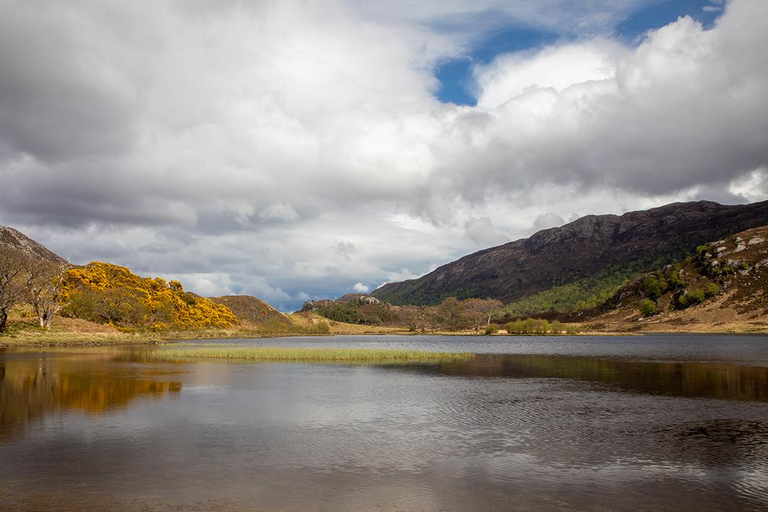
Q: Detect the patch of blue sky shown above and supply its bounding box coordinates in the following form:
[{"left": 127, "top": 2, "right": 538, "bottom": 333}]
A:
[
  {"left": 435, "top": 25, "right": 557, "bottom": 106},
  {"left": 616, "top": 0, "right": 723, "bottom": 43},
  {"left": 435, "top": 0, "right": 725, "bottom": 106}
]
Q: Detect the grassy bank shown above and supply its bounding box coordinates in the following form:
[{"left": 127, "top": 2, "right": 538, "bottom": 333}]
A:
[{"left": 151, "top": 346, "right": 473, "bottom": 363}]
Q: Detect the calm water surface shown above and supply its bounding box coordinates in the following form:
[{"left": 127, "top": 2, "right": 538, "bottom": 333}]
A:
[{"left": 1, "top": 334, "right": 767, "bottom": 511}]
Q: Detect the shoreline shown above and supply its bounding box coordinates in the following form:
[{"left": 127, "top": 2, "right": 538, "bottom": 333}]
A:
[{"left": 3, "top": 325, "right": 767, "bottom": 348}]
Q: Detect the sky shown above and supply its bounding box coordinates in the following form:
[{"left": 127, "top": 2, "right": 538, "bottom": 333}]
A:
[{"left": 1, "top": 0, "right": 767, "bottom": 312}]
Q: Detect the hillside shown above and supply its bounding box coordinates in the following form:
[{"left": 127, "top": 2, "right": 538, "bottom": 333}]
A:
[
  {"left": 210, "top": 295, "right": 291, "bottom": 327},
  {"left": 0, "top": 225, "right": 65, "bottom": 262},
  {"left": 372, "top": 200, "right": 768, "bottom": 307},
  {"left": 587, "top": 225, "right": 768, "bottom": 332}
]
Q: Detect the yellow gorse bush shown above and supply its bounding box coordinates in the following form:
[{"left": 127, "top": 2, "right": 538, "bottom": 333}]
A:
[{"left": 63, "top": 262, "right": 238, "bottom": 331}]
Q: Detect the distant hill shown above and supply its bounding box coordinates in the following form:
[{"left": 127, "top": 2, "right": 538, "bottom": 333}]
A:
[
  {"left": 210, "top": 295, "right": 291, "bottom": 326},
  {"left": 372, "top": 200, "right": 768, "bottom": 308},
  {"left": 588, "top": 225, "right": 768, "bottom": 331},
  {"left": 0, "top": 225, "right": 65, "bottom": 262}
]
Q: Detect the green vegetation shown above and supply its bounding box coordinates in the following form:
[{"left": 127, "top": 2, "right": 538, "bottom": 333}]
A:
[
  {"left": 704, "top": 282, "right": 721, "bottom": 298},
  {"left": 638, "top": 298, "right": 657, "bottom": 316},
  {"left": 307, "top": 298, "right": 397, "bottom": 325},
  {"left": 676, "top": 290, "right": 706, "bottom": 309},
  {"left": 500, "top": 276, "right": 623, "bottom": 317},
  {"left": 307, "top": 296, "right": 504, "bottom": 333},
  {"left": 151, "top": 346, "right": 473, "bottom": 363},
  {"left": 499, "top": 259, "right": 671, "bottom": 317},
  {"left": 640, "top": 276, "right": 668, "bottom": 300},
  {"left": 504, "top": 318, "right": 579, "bottom": 335}
]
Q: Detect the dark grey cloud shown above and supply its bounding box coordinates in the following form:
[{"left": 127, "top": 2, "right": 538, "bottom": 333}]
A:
[{"left": 0, "top": 1, "right": 147, "bottom": 162}]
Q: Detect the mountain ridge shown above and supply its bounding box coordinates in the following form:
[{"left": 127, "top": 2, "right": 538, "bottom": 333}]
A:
[
  {"left": 372, "top": 200, "right": 768, "bottom": 306},
  {"left": 0, "top": 224, "right": 65, "bottom": 262}
]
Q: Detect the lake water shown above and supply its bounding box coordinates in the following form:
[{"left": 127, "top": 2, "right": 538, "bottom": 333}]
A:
[{"left": 1, "top": 334, "right": 768, "bottom": 511}]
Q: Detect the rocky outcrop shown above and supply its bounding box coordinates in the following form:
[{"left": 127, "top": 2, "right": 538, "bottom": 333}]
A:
[
  {"left": 372, "top": 200, "right": 768, "bottom": 305},
  {"left": 589, "top": 225, "right": 768, "bottom": 328}
]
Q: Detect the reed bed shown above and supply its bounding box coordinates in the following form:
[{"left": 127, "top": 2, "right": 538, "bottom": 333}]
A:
[{"left": 151, "top": 346, "right": 473, "bottom": 363}]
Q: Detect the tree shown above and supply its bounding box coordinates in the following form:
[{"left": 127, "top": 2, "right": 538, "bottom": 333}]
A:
[
  {"left": 438, "top": 297, "right": 466, "bottom": 331},
  {"left": 463, "top": 298, "right": 503, "bottom": 332},
  {"left": 0, "top": 247, "right": 27, "bottom": 333},
  {"left": 25, "top": 258, "right": 72, "bottom": 329}
]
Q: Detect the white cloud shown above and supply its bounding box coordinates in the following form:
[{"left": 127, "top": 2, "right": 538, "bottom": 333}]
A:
[
  {"left": 352, "top": 282, "right": 370, "bottom": 293},
  {"left": 728, "top": 168, "right": 768, "bottom": 203},
  {"left": 474, "top": 40, "right": 626, "bottom": 110}
]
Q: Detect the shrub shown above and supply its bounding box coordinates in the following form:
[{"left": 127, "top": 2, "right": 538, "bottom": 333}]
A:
[
  {"left": 667, "top": 265, "right": 683, "bottom": 288},
  {"left": 484, "top": 323, "right": 499, "bottom": 335},
  {"left": 641, "top": 276, "right": 668, "bottom": 300},
  {"left": 638, "top": 298, "right": 657, "bottom": 317},
  {"left": 504, "top": 318, "right": 550, "bottom": 334},
  {"left": 63, "top": 262, "right": 238, "bottom": 331},
  {"left": 315, "top": 321, "right": 331, "bottom": 334},
  {"left": 677, "top": 290, "right": 705, "bottom": 309},
  {"left": 704, "top": 282, "right": 720, "bottom": 298}
]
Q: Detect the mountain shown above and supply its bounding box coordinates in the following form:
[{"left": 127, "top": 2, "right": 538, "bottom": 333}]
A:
[
  {"left": 589, "top": 225, "right": 768, "bottom": 331},
  {"left": 372, "top": 200, "right": 768, "bottom": 307},
  {"left": 0, "top": 225, "right": 65, "bottom": 262}
]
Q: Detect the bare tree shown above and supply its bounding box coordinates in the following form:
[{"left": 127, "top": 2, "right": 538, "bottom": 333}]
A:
[
  {"left": 25, "top": 258, "right": 72, "bottom": 330},
  {"left": 0, "top": 247, "right": 27, "bottom": 333},
  {"left": 463, "top": 299, "right": 503, "bottom": 332}
]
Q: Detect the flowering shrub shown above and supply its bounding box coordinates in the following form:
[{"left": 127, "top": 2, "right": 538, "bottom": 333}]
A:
[{"left": 63, "top": 262, "right": 238, "bottom": 331}]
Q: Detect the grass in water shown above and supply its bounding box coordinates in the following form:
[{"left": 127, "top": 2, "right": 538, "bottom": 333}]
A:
[{"left": 152, "top": 347, "right": 473, "bottom": 363}]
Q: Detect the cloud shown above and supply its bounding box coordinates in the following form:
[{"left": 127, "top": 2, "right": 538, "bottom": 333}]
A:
[
  {"left": 727, "top": 168, "right": 768, "bottom": 203},
  {"left": 0, "top": 0, "right": 766, "bottom": 311},
  {"left": 464, "top": 217, "right": 509, "bottom": 246},
  {"left": 259, "top": 202, "right": 300, "bottom": 223},
  {"left": 474, "top": 39, "right": 626, "bottom": 110},
  {"left": 353, "top": 0, "right": 651, "bottom": 37},
  {"left": 432, "top": 2, "right": 768, "bottom": 204},
  {"left": 703, "top": 0, "right": 725, "bottom": 12},
  {"left": 352, "top": 282, "right": 370, "bottom": 293},
  {"left": 532, "top": 213, "right": 566, "bottom": 231},
  {"left": 334, "top": 241, "right": 357, "bottom": 261}
]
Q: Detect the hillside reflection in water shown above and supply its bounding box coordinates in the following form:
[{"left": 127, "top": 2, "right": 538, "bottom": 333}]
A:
[
  {"left": 1, "top": 339, "right": 767, "bottom": 512},
  {"left": 0, "top": 349, "right": 181, "bottom": 442}
]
